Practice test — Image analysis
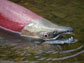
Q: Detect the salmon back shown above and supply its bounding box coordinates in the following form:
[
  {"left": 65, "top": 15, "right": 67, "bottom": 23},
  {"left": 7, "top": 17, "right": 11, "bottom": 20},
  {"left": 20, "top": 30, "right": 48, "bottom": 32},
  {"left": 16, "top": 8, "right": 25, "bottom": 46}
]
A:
[{"left": 0, "top": 0, "right": 42, "bottom": 32}]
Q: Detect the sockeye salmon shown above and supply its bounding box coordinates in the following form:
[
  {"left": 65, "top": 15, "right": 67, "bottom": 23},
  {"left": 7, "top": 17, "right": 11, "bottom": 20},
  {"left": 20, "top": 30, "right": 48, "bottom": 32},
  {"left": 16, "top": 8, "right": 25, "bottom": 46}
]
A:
[{"left": 0, "top": 0, "right": 77, "bottom": 44}]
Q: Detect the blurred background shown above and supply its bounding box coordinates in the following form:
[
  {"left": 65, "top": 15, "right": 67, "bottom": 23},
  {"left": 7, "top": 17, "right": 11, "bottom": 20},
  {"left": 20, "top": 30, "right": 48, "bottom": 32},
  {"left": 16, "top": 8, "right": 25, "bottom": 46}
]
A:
[{"left": 0, "top": 0, "right": 84, "bottom": 63}]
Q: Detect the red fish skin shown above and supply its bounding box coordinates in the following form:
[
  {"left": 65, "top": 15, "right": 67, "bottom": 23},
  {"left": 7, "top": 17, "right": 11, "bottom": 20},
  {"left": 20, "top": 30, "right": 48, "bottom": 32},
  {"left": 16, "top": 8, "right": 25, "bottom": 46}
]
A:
[{"left": 0, "top": 0, "right": 42, "bottom": 32}]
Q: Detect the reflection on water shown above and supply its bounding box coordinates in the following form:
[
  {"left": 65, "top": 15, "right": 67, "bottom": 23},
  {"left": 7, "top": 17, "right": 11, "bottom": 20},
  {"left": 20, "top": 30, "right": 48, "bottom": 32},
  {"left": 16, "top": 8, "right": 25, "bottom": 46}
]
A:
[{"left": 0, "top": 28, "right": 84, "bottom": 63}]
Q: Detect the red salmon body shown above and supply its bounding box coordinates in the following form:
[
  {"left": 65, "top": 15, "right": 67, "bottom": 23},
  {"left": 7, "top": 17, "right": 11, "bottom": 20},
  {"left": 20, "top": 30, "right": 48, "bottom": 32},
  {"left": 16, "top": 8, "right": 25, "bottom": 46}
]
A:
[{"left": 0, "top": 0, "right": 42, "bottom": 32}]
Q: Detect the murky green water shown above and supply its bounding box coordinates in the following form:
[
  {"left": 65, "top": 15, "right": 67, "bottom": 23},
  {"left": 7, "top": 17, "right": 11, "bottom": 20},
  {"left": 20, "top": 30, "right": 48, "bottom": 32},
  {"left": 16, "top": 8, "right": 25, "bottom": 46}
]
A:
[{"left": 0, "top": 0, "right": 84, "bottom": 63}]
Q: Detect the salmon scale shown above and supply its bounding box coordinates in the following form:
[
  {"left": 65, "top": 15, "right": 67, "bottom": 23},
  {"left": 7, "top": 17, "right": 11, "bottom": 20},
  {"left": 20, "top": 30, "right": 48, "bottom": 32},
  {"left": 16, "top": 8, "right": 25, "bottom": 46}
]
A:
[{"left": 0, "top": 0, "right": 42, "bottom": 32}]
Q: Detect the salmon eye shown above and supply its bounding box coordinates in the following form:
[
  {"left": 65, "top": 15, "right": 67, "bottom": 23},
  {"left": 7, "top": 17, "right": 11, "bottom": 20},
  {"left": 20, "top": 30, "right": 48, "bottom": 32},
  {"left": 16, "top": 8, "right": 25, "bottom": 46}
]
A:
[
  {"left": 44, "top": 34, "right": 48, "bottom": 38},
  {"left": 39, "top": 32, "right": 49, "bottom": 38}
]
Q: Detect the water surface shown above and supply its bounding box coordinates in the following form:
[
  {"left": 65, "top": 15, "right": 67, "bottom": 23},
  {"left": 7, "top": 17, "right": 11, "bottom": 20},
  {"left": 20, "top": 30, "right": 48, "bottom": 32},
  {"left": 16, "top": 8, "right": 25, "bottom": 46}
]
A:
[{"left": 0, "top": 0, "right": 84, "bottom": 63}]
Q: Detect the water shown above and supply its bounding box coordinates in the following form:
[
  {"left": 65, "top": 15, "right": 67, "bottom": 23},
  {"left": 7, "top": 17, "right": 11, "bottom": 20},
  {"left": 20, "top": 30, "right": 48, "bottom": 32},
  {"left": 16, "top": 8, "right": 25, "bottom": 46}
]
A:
[
  {"left": 0, "top": 0, "right": 84, "bottom": 63},
  {"left": 0, "top": 28, "right": 84, "bottom": 63}
]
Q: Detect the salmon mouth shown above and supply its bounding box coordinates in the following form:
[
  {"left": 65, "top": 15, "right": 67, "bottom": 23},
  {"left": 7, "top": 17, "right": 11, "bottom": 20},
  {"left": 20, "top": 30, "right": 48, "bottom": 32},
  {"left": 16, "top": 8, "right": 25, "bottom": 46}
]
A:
[{"left": 42, "top": 31, "right": 77, "bottom": 44}]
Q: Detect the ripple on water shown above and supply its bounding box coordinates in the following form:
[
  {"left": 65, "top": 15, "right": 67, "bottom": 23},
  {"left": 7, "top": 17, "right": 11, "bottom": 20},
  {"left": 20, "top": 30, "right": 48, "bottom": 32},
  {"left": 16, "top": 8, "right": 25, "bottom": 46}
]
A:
[{"left": 0, "top": 40, "right": 84, "bottom": 62}]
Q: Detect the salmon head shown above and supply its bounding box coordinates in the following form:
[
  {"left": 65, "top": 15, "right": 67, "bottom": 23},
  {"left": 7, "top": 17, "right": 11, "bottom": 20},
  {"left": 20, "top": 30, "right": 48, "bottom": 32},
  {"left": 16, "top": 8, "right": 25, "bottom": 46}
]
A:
[{"left": 22, "top": 18, "right": 77, "bottom": 44}]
